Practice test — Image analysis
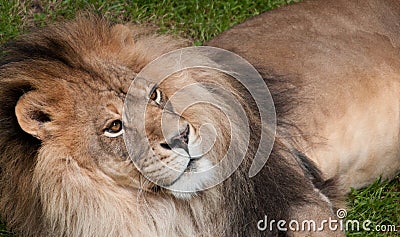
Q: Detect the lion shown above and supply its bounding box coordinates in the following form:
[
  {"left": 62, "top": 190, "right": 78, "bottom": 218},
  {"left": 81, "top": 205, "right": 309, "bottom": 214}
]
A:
[
  {"left": 0, "top": 15, "right": 343, "bottom": 236},
  {"left": 0, "top": 14, "right": 342, "bottom": 237},
  {"left": 1, "top": 0, "right": 399, "bottom": 236}
]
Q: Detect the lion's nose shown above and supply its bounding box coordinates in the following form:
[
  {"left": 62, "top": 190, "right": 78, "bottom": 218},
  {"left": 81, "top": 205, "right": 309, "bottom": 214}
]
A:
[{"left": 160, "top": 124, "right": 189, "bottom": 152}]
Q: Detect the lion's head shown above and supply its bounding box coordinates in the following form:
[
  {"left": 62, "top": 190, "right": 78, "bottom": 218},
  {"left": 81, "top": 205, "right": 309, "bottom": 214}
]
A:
[
  {"left": 6, "top": 17, "right": 215, "bottom": 195},
  {"left": 0, "top": 15, "right": 341, "bottom": 237},
  {"left": 123, "top": 69, "right": 237, "bottom": 198},
  {"left": 0, "top": 16, "right": 248, "bottom": 236}
]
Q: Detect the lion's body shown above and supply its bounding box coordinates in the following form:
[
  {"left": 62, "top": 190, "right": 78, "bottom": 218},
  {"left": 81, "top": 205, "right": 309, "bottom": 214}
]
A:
[
  {"left": 0, "top": 0, "right": 399, "bottom": 236},
  {"left": 208, "top": 0, "right": 400, "bottom": 190}
]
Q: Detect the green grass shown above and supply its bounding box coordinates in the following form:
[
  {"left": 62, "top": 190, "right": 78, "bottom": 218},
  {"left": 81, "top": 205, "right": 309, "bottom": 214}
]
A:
[
  {"left": 0, "top": 1, "right": 399, "bottom": 236},
  {"left": 0, "top": 221, "right": 12, "bottom": 237},
  {"left": 0, "top": 0, "right": 299, "bottom": 45},
  {"left": 346, "top": 177, "right": 400, "bottom": 236}
]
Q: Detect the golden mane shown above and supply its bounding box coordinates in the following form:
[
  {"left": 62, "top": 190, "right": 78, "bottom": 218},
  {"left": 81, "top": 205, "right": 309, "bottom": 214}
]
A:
[{"left": 0, "top": 15, "right": 340, "bottom": 237}]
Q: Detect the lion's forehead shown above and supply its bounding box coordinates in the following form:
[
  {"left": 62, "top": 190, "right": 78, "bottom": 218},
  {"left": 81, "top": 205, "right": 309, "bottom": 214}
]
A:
[{"left": 32, "top": 79, "right": 125, "bottom": 126}]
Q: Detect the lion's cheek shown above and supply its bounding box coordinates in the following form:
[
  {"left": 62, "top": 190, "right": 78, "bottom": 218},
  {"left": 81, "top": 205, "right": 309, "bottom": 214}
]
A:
[{"left": 136, "top": 153, "right": 190, "bottom": 186}]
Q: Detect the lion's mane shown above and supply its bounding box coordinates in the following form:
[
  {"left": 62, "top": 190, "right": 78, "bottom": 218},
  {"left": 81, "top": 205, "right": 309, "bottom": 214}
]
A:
[{"left": 0, "top": 16, "right": 338, "bottom": 237}]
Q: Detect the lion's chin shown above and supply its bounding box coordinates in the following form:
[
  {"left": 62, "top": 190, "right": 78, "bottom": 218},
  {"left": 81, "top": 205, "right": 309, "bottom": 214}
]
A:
[{"left": 166, "top": 158, "right": 215, "bottom": 199}]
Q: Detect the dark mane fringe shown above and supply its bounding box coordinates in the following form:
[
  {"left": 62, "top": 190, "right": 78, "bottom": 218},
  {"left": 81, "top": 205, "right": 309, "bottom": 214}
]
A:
[
  {"left": 1, "top": 13, "right": 190, "bottom": 83},
  {"left": 261, "top": 72, "right": 342, "bottom": 204},
  {"left": 0, "top": 15, "right": 101, "bottom": 68},
  {"left": 0, "top": 79, "right": 44, "bottom": 235},
  {"left": 223, "top": 144, "right": 315, "bottom": 236},
  {"left": 268, "top": 72, "right": 345, "bottom": 215},
  {"left": 260, "top": 72, "right": 307, "bottom": 134},
  {"left": 219, "top": 73, "right": 340, "bottom": 236}
]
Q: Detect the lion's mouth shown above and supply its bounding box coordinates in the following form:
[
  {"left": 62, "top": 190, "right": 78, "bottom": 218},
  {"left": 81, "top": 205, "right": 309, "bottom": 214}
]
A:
[
  {"left": 186, "top": 159, "right": 196, "bottom": 171},
  {"left": 168, "top": 156, "right": 197, "bottom": 186},
  {"left": 145, "top": 123, "right": 214, "bottom": 198},
  {"left": 150, "top": 159, "right": 196, "bottom": 193},
  {"left": 151, "top": 151, "right": 198, "bottom": 193}
]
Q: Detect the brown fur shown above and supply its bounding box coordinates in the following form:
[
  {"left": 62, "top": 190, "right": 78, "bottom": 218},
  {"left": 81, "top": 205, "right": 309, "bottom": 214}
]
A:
[
  {"left": 207, "top": 0, "right": 400, "bottom": 191},
  {"left": 0, "top": 12, "right": 346, "bottom": 237}
]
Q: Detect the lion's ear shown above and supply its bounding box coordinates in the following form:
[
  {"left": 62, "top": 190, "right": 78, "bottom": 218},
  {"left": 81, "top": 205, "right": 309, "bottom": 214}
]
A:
[{"left": 15, "top": 92, "right": 51, "bottom": 140}]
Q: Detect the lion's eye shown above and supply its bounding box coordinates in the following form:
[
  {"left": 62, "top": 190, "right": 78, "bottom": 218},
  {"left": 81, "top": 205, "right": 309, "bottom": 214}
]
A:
[
  {"left": 104, "top": 120, "right": 124, "bottom": 138},
  {"left": 149, "top": 87, "right": 163, "bottom": 105}
]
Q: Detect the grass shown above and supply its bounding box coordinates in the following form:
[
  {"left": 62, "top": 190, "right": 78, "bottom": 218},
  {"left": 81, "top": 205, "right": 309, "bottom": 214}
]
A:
[
  {"left": 0, "top": 1, "right": 399, "bottom": 236},
  {"left": 0, "top": 0, "right": 300, "bottom": 45},
  {"left": 346, "top": 177, "right": 400, "bottom": 236},
  {"left": 0, "top": 222, "right": 11, "bottom": 237}
]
